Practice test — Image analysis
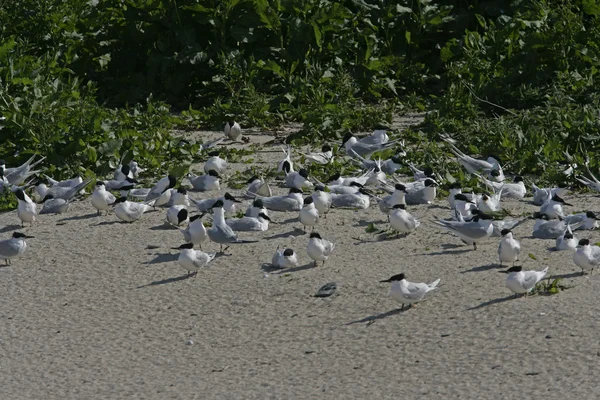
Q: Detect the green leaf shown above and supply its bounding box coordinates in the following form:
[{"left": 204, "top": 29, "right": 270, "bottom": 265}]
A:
[
  {"left": 365, "top": 223, "right": 377, "bottom": 233},
  {"left": 528, "top": 253, "right": 537, "bottom": 260},
  {"left": 405, "top": 31, "right": 411, "bottom": 44}
]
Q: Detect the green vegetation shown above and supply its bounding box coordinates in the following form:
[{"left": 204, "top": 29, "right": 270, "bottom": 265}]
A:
[
  {"left": 533, "top": 277, "right": 571, "bottom": 296},
  {"left": 1, "top": 0, "right": 600, "bottom": 188}
]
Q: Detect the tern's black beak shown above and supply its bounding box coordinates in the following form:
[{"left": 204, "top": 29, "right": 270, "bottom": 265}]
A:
[
  {"left": 24, "top": 235, "right": 35, "bottom": 239},
  {"left": 379, "top": 278, "right": 392, "bottom": 283}
]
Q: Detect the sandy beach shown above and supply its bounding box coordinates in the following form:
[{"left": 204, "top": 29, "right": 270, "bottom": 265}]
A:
[{"left": 2, "top": 127, "right": 600, "bottom": 400}]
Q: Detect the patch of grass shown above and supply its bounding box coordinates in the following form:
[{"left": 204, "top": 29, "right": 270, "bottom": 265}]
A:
[{"left": 533, "top": 278, "right": 572, "bottom": 296}]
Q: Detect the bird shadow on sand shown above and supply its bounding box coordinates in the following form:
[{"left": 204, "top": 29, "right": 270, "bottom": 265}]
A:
[
  {"left": 427, "top": 204, "right": 449, "bottom": 211},
  {"left": 418, "top": 248, "right": 472, "bottom": 256},
  {"left": 467, "top": 295, "right": 515, "bottom": 311},
  {"left": 264, "top": 228, "right": 306, "bottom": 240},
  {"left": 461, "top": 263, "right": 503, "bottom": 273},
  {"left": 58, "top": 212, "right": 99, "bottom": 222},
  {"left": 0, "top": 224, "right": 21, "bottom": 233},
  {"left": 146, "top": 252, "right": 179, "bottom": 265},
  {"left": 549, "top": 272, "right": 584, "bottom": 280},
  {"left": 262, "top": 262, "right": 317, "bottom": 274},
  {"left": 149, "top": 223, "right": 178, "bottom": 231},
  {"left": 260, "top": 263, "right": 284, "bottom": 273},
  {"left": 95, "top": 220, "right": 124, "bottom": 226},
  {"left": 345, "top": 308, "right": 405, "bottom": 325},
  {"left": 136, "top": 273, "right": 191, "bottom": 288}
]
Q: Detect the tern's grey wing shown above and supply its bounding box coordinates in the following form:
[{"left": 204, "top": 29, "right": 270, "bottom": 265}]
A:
[
  {"left": 0, "top": 240, "right": 20, "bottom": 258},
  {"left": 403, "top": 282, "right": 428, "bottom": 300},
  {"left": 263, "top": 196, "right": 300, "bottom": 212},
  {"left": 521, "top": 271, "right": 544, "bottom": 289},
  {"left": 211, "top": 223, "right": 239, "bottom": 243},
  {"left": 533, "top": 221, "right": 563, "bottom": 239},
  {"left": 564, "top": 214, "right": 584, "bottom": 225},
  {"left": 40, "top": 198, "right": 68, "bottom": 214},
  {"left": 405, "top": 189, "right": 427, "bottom": 205},
  {"left": 440, "top": 221, "right": 489, "bottom": 239},
  {"left": 226, "top": 217, "right": 259, "bottom": 231}
]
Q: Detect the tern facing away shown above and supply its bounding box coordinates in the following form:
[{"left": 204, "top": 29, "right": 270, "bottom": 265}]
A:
[
  {"left": 380, "top": 273, "right": 440, "bottom": 311},
  {"left": 500, "top": 266, "right": 548, "bottom": 297},
  {"left": 15, "top": 189, "right": 38, "bottom": 226},
  {"left": 172, "top": 243, "right": 216, "bottom": 278},
  {"left": 113, "top": 197, "right": 156, "bottom": 222},
  {"left": 307, "top": 232, "right": 335, "bottom": 267},
  {"left": 0, "top": 232, "right": 34, "bottom": 265},
  {"left": 207, "top": 200, "right": 259, "bottom": 252}
]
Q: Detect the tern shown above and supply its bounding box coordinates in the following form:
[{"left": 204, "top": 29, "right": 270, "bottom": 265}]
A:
[
  {"left": 225, "top": 212, "right": 271, "bottom": 232},
  {"left": 306, "top": 232, "right": 335, "bottom": 267},
  {"left": 0, "top": 232, "right": 34, "bottom": 265},
  {"left": 91, "top": 181, "right": 116, "bottom": 216},
  {"left": 113, "top": 197, "right": 156, "bottom": 222},
  {"left": 556, "top": 224, "right": 577, "bottom": 252},
  {"left": 573, "top": 239, "right": 600, "bottom": 275},
  {"left": 500, "top": 266, "right": 548, "bottom": 297},
  {"left": 224, "top": 119, "right": 242, "bottom": 141},
  {"left": 389, "top": 204, "right": 420, "bottom": 236},
  {"left": 15, "top": 189, "right": 37, "bottom": 226},
  {"left": 380, "top": 273, "right": 440, "bottom": 311},
  {"left": 172, "top": 243, "right": 216, "bottom": 278},
  {"left": 498, "top": 229, "right": 520, "bottom": 267},
  {"left": 188, "top": 170, "right": 221, "bottom": 191},
  {"left": 271, "top": 247, "right": 298, "bottom": 269},
  {"left": 207, "top": 200, "right": 258, "bottom": 252},
  {"left": 299, "top": 197, "right": 319, "bottom": 232},
  {"left": 204, "top": 151, "right": 228, "bottom": 174}
]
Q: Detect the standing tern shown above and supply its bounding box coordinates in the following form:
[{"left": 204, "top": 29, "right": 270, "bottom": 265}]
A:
[
  {"left": 0, "top": 232, "right": 34, "bottom": 265},
  {"left": 500, "top": 266, "right": 548, "bottom": 297},
  {"left": 380, "top": 273, "right": 440, "bottom": 311},
  {"left": 306, "top": 232, "right": 335, "bottom": 267},
  {"left": 498, "top": 229, "right": 520, "bottom": 267},
  {"left": 434, "top": 209, "right": 494, "bottom": 250},
  {"left": 573, "top": 239, "right": 600, "bottom": 275},
  {"left": 178, "top": 214, "right": 208, "bottom": 249},
  {"left": 91, "top": 181, "right": 116, "bottom": 216},
  {"left": 172, "top": 243, "right": 216, "bottom": 278},
  {"left": 224, "top": 119, "right": 242, "bottom": 141},
  {"left": 188, "top": 170, "right": 221, "bottom": 191},
  {"left": 113, "top": 197, "right": 156, "bottom": 222},
  {"left": 204, "top": 151, "right": 228, "bottom": 174},
  {"left": 299, "top": 197, "right": 319, "bottom": 232},
  {"left": 226, "top": 212, "right": 271, "bottom": 232},
  {"left": 378, "top": 183, "right": 406, "bottom": 217},
  {"left": 271, "top": 247, "right": 298, "bottom": 269},
  {"left": 447, "top": 183, "right": 463, "bottom": 210},
  {"left": 389, "top": 204, "right": 420, "bottom": 236},
  {"left": 206, "top": 200, "right": 258, "bottom": 252},
  {"left": 15, "top": 189, "right": 37, "bottom": 226},
  {"left": 311, "top": 185, "right": 332, "bottom": 217},
  {"left": 556, "top": 224, "right": 577, "bottom": 252}
]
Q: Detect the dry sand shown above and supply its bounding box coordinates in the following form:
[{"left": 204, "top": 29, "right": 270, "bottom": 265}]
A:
[{"left": 2, "top": 120, "right": 600, "bottom": 399}]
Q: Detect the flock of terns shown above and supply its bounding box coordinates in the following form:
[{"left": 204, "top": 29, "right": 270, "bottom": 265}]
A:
[{"left": 2, "top": 124, "right": 600, "bottom": 310}]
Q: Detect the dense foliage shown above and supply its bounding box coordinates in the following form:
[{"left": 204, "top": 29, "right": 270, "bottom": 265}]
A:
[{"left": 1, "top": 0, "right": 600, "bottom": 185}]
